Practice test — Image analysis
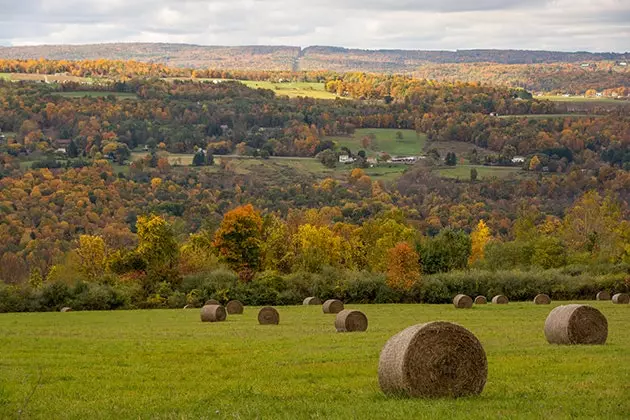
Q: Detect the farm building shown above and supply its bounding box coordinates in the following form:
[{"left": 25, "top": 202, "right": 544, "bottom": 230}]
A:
[
  {"left": 339, "top": 155, "right": 356, "bottom": 164},
  {"left": 512, "top": 156, "right": 526, "bottom": 164}
]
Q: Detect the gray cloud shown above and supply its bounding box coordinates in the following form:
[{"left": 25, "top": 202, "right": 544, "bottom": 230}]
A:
[{"left": 0, "top": 0, "right": 628, "bottom": 51}]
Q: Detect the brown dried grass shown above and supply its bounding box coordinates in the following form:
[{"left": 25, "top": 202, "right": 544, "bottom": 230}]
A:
[
  {"left": 533, "top": 294, "right": 551, "bottom": 305},
  {"left": 453, "top": 294, "right": 473, "bottom": 309},
  {"left": 378, "top": 321, "right": 487, "bottom": 398},
  {"left": 596, "top": 291, "right": 611, "bottom": 301},
  {"left": 491, "top": 295, "right": 509, "bottom": 304},
  {"left": 258, "top": 307, "right": 279, "bottom": 325},
  {"left": 226, "top": 300, "right": 244, "bottom": 314},
  {"left": 474, "top": 296, "right": 487, "bottom": 305},
  {"left": 303, "top": 297, "right": 322, "bottom": 305},
  {"left": 335, "top": 310, "right": 368, "bottom": 332},
  {"left": 200, "top": 305, "right": 227, "bottom": 322},
  {"left": 544, "top": 304, "right": 608, "bottom": 345},
  {"left": 322, "top": 299, "right": 344, "bottom": 314},
  {"left": 612, "top": 293, "right": 629, "bottom": 304}
]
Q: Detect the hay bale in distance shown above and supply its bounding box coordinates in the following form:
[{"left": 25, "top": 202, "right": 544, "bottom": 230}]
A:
[
  {"left": 226, "top": 300, "right": 244, "bottom": 314},
  {"left": 60, "top": 307, "right": 72, "bottom": 312},
  {"left": 322, "top": 299, "right": 344, "bottom": 314},
  {"left": 258, "top": 307, "right": 279, "bottom": 325},
  {"left": 534, "top": 294, "right": 552, "bottom": 305},
  {"left": 544, "top": 304, "right": 607, "bottom": 345},
  {"left": 612, "top": 293, "right": 630, "bottom": 304},
  {"left": 335, "top": 310, "right": 368, "bottom": 332},
  {"left": 453, "top": 294, "right": 473, "bottom": 309},
  {"left": 183, "top": 304, "right": 193, "bottom": 309},
  {"left": 200, "top": 305, "right": 227, "bottom": 323},
  {"left": 205, "top": 299, "right": 219, "bottom": 306},
  {"left": 492, "top": 295, "right": 509, "bottom": 304},
  {"left": 378, "top": 321, "right": 487, "bottom": 398},
  {"left": 474, "top": 296, "right": 487, "bottom": 305},
  {"left": 303, "top": 297, "right": 322, "bottom": 305},
  {"left": 596, "top": 291, "right": 611, "bottom": 301}
]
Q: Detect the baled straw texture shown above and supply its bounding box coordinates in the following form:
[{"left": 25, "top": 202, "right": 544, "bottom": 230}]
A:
[
  {"left": 453, "top": 294, "right": 473, "bottom": 309},
  {"left": 200, "top": 305, "right": 227, "bottom": 323},
  {"left": 303, "top": 297, "right": 322, "bottom": 305},
  {"left": 226, "top": 300, "right": 244, "bottom": 314},
  {"left": 474, "top": 296, "right": 487, "bottom": 305},
  {"left": 533, "top": 294, "right": 551, "bottom": 305},
  {"left": 612, "top": 293, "right": 629, "bottom": 304},
  {"left": 544, "top": 304, "right": 607, "bottom": 345},
  {"left": 378, "top": 321, "right": 487, "bottom": 398},
  {"left": 258, "top": 307, "right": 279, "bottom": 325},
  {"left": 60, "top": 307, "right": 72, "bottom": 312},
  {"left": 322, "top": 299, "right": 344, "bottom": 314},
  {"left": 205, "top": 299, "right": 219, "bottom": 306},
  {"left": 335, "top": 310, "right": 368, "bottom": 332},
  {"left": 492, "top": 295, "right": 509, "bottom": 304},
  {"left": 596, "top": 291, "right": 611, "bottom": 301}
]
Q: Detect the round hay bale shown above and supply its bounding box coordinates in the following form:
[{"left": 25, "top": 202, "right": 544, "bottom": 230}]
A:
[
  {"left": 183, "top": 304, "right": 193, "bottom": 309},
  {"left": 612, "top": 293, "right": 630, "bottom": 304},
  {"left": 200, "top": 305, "right": 227, "bottom": 323},
  {"left": 596, "top": 291, "right": 611, "bottom": 301},
  {"left": 205, "top": 299, "right": 219, "bottom": 306},
  {"left": 258, "top": 307, "right": 279, "bottom": 325},
  {"left": 335, "top": 310, "right": 368, "bottom": 332},
  {"left": 544, "top": 304, "right": 607, "bottom": 345},
  {"left": 533, "top": 294, "right": 551, "bottom": 305},
  {"left": 378, "top": 321, "right": 487, "bottom": 398},
  {"left": 491, "top": 295, "right": 509, "bottom": 304},
  {"left": 322, "top": 299, "right": 344, "bottom": 314},
  {"left": 453, "top": 294, "right": 473, "bottom": 309},
  {"left": 226, "top": 300, "right": 244, "bottom": 314},
  {"left": 60, "top": 307, "right": 72, "bottom": 312},
  {"left": 474, "top": 296, "right": 487, "bottom": 305},
  {"left": 303, "top": 297, "right": 322, "bottom": 306}
]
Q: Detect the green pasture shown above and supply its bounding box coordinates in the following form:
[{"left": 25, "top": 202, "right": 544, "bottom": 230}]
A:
[
  {"left": 240, "top": 80, "right": 338, "bottom": 99},
  {"left": 437, "top": 164, "right": 524, "bottom": 180},
  {"left": 328, "top": 128, "right": 426, "bottom": 158},
  {"left": 536, "top": 95, "right": 627, "bottom": 105},
  {"left": 0, "top": 302, "right": 628, "bottom": 419}
]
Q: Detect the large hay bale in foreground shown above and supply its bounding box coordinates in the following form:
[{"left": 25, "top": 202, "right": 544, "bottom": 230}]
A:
[
  {"left": 200, "top": 305, "right": 227, "bottom": 323},
  {"left": 303, "top": 297, "right": 322, "bottom": 305},
  {"left": 544, "top": 304, "right": 607, "bottom": 345},
  {"left": 596, "top": 291, "right": 611, "bottom": 301},
  {"left": 534, "top": 294, "right": 551, "bottom": 305},
  {"left": 612, "top": 293, "right": 630, "bottom": 304},
  {"left": 258, "top": 307, "right": 279, "bottom": 325},
  {"left": 335, "top": 310, "right": 368, "bottom": 332},
  {"left": 205, "top": 299, "right": 219, "bottom": 306},
  {"left": 226, "top": 300, "right": 244, "bottom": 314},
  {"left": 474, "top": 296, "right": 487, "bottom": 305},
  {"left": 322, "top": 299, "right": 344, "bottom": 314},
  {"left": 60, "top": 307, "right": 72, "bottom": 312},
  {"left": 453, "top": 294, "right": 473, "bottom": 309},
  {"left": 492, "top": 295, "right": 509, "bottom": 304},
  {"left": 378, "top": 321, "right": 487, "bottom": 398}
]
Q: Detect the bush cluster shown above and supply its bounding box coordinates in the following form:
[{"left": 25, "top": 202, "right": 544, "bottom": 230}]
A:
[{"left": 1, "top": 266, "right": 628, "bottom": 313}]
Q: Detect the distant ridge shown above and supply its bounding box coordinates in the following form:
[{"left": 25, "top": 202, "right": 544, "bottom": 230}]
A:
[{"left": 0, "top": 43, "right": 628, "bottom": 72}]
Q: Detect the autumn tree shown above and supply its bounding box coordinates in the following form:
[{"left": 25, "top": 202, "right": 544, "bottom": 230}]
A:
[
  {"left": 136, "top": 215, "right": 180, "bottom": 287},
  {"left": 76, "top": 235, "right": 107, "bottom": 282},
  {"left": 213, "top": 204, "right": 263, "bottom": 280},
  {"left": 469, "top": 219, "right": 491, "bottom": 265},
  {"left": 292, "top": 224, "right": 342, "bottom": 272},
  {"left": 386, "top": 242, "right": 420, "bottom": 291}
]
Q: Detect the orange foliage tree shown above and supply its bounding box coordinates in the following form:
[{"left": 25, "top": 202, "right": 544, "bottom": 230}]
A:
[{"left": 386, "top": 242, "right": 420, "bottom": 291}]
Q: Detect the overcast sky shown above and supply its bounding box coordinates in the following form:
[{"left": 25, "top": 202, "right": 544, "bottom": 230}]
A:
[{"left": 0, "top": 0, "right": 628, "bottom": 51}]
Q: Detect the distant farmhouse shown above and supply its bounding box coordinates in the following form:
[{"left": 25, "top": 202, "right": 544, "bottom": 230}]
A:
[
  {"left": 339, "top": 155, "right": 355, "bottom": 164},
  {"left": 512, "top": 156, "right": 526, "bottom": 164}
]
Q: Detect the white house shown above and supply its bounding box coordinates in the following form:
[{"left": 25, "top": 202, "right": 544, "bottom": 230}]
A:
[
  {"left": 339, "top": 155, "right": 356, "bottom": 164},
  {"left": 512, "top": 156, "right": 526, "bottom": 164}
]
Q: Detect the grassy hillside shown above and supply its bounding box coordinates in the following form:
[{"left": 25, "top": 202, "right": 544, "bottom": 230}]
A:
[
  {"left": 0, "top": 303, "right": 628, "bottom": 418},
  {"left": 328, "top": 129, "right": 426, "bottom": 157}
]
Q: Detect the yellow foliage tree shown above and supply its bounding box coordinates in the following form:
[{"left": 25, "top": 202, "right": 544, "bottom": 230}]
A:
[
  {"left": 469, "top": 219, "right": 491, "bottom": 265},
  {"left": 76, "top": 235, "right": 107, "bottom": 281},
  {"left": 292, "top": 224, "right": 342, "bottom": 272}
]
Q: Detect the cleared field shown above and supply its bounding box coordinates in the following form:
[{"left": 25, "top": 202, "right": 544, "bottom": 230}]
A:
[
  {"left": 536, "top": 95, "right": 628, "bottom": 104},
  {"left": 437, "top": 164, "right": 524, "bottom": 180},
  {"left": 240, "top": 80, "right": 339, "bottom": 99},
  {"left": 53, "top": 91, "right": 137, "bottom": 100},
  {"left": 328, "top": 128, "right": 426, "bottom": 157},
  {"left": 499, "top": 114, "right": 599, "bottom": 119},
  {"left": 0, "top": 72, "right": 92, "bottom": 83},
  {"left": 0, "top": 302, "right": 628, "bottom": 419}
]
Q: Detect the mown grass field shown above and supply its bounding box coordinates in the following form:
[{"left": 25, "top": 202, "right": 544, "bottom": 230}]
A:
[
  {"left": 0, "top": 302, "right": 628, "bottom": 419},
  {"left": 536, "top": 95, "right": 628, "bottom": 105},
  {"left": 239, "top": 80, "right": 338, "bottom": 99},
  {"left": 52, "top": 91, "right": 138, "bottom": 100},
  {"left": 328, "top": 128, "right": 426, "bottom": 157},
  {"left": 0, "top": 72, "right": 93, "bottom": 83},
  {"left": 437, "top": 164, "right": 524, "bottom": 180}
]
